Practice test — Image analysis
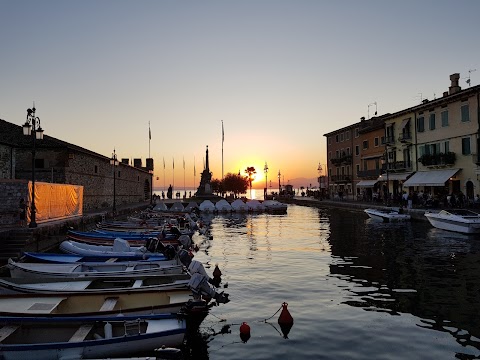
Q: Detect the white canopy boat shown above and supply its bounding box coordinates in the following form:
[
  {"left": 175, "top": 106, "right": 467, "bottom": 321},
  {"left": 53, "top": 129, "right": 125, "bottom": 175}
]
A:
[
  {"left": 263, "top": 200, "right": 288, "bottom": 214},
  {"left": 424, "top": 209, "right": 480, "bottom": 234},
  {"left": 0, "top": 315, "right": 186, "bottom": 360},
  {"left": 231, "top": 199, "right": 248, "bottom": 212},
  {"left": 364, "top": 208, "right": 411, "bottom": 222},
  {"left": 8, "top": 259, "right": 184, "bottom": 280}
]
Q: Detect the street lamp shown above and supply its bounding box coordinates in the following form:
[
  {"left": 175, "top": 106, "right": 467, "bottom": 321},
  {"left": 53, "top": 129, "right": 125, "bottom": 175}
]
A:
[
  {"left": 110, "top": 149, "right": 119, "bottom": 216},
  {"left": 22, "top": 106, "right": 44, "bottom": 228},
  {"left": 264, "top": 162, "right": 269, "bottom": 198},
  {"left": 278, "top": 170, "right": 281, "bottom": 195},
  {"left": 381, "top": 153, "right": 390, "bottom": 206}
]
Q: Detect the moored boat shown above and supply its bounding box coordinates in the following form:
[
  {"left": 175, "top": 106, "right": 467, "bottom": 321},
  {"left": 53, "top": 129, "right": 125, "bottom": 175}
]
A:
[
  {"left": 364, "top": 208, "right": 411, "bottom": 222},
  {"left": 0, "top": 314, "right": 186, "bottom": 360},
  {"left": 424, "top": 209, "right": 480, "bottom": 234},
  {"left": 8, "top": 258, "right": 183, "bottom": 279}
]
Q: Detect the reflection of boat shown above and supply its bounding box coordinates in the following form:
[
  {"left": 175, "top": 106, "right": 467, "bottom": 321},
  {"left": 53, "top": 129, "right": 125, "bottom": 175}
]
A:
[
  {"left": 364, "top": 208, "right": 411, "bottom": 222},
  {"left": 424, "top": 209, "right": 480, "bottom": 234}
]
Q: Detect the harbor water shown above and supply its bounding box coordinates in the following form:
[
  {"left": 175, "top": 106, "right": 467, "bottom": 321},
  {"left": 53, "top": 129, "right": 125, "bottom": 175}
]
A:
[{"left": 175, "top": 203, "right": 480, "bottom": 360}]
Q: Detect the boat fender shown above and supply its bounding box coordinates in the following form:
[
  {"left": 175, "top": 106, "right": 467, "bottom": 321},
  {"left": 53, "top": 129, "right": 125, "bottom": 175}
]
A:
[
  {"left": 104, "top": 322, "right": 112, "bottom": 339},
  {"left": 240, "top": 322, "right": 251, "bottom": 343}
]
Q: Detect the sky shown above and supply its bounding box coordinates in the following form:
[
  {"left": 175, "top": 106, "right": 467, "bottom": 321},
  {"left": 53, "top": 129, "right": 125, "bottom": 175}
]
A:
[{"left": 1, "top": 0, "right": 480, "bottom": 189}]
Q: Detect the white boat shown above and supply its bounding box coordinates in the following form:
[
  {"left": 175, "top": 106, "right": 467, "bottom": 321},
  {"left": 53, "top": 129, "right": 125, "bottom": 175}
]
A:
[
  {"left": 0, "top": 274, "right": 191, "bottom": 294},
  {"left": 231, "top": 199, "right": 248, "bottom": 212},
  {"left": 364, "top": 208, "right": 411, "bottom": 222},
  {"left": 263, "top": 200, "right": 288, "bottom": 214},
  {"left": 199, "top": 200, "right": 215, "bottom": 212},
  {"left": 424, "top": 209, "right": 480, "bottom": 234},
  {"left": 215, "top": 199, "right": 232, "bottom": 212},
  {"left": 59, "top": 239, "right": 164, "bottom": 259},
  {"left": 8, "top": 259, "right": 184, "bottom": 280},
  {"left": 0, "top": 315, "right": 186, "bottom": 360},
  {"left": 246, "top": 199, "right": 265, "bottom": 212}
]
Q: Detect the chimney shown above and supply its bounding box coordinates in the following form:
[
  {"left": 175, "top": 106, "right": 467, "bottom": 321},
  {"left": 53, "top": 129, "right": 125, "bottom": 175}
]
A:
[
  {"left": 443, "top": 91, "right": 449, "bottom": 97},
  {"left": 121, "top": 158, "right": 129, "bottom": 165},
  {"left": 449, "top": 73, "right": 461, "bottom": 95},
  {"left": 133, "top": 158, "right": 142, "bottom": 168},
  {"left": 360, "top": 116, "right": 365, "bottom": 121}
]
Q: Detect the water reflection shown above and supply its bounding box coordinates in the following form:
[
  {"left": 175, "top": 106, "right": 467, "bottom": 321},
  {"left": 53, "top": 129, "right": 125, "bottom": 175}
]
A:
[{"left": 327, "top": 208, "right": 480, "bottom": 353}]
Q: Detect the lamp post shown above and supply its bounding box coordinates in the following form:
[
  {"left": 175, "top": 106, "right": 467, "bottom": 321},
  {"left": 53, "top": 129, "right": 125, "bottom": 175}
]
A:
[
  {"left": 22, "top": 106, "right": 44, "bottom": 228},
  {"left": 278, "top": 170, "right": 281, "bottom": 195},
  {"left": 381, "top": 152, "right": 390, "bottom": 206},
  {"left": 264, "top": 162, "right": 269, "bottom": 199},
  {"left": 110, "top": 149, "right": 119, "bottom": 216}
]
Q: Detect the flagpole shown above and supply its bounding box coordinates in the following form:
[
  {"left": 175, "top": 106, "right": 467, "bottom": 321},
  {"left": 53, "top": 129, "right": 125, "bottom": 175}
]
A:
[
  {"left": 172, "top": 158, "right": 175, "bottom": 194},
  {"left": 183, "top": 157, "right": 185, "bottom": 197},
  {"left": 221, "top": 120, "right": 224, "bottom": 180},
  {"left": 163, "top": 157, "right": 165, "bottom": 193},
  {"left": 148, "top": 122, "right": 151, "bottom": 158},
  {"left": 194, "top": 156, "right": 196, "bottom": 194}
]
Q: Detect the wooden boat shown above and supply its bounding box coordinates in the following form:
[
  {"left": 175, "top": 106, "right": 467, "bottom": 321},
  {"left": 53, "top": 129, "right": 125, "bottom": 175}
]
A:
[
  {"left": 0, "top": 315, "right": 186, "bottom": 360},
  {"left": 8, "top": 258, "right": 184, "bottom": 279},
  {"left": 0, "top": 274, "right": 191, "bottom": 294},
  {"left": 22, "top": 252, "right": 167, "bottom": 264},
  {"left": 364, "top": 208, "right": 411, "bottom": 222},
  {"left": 425, "top": 209, "right": 480, "bottom": 234},
  {"left": 0, "top": 288, "right": 196, "bottom": 317},
  {"left": 59, "top": 239, "right": 167, "bottom": 260}
]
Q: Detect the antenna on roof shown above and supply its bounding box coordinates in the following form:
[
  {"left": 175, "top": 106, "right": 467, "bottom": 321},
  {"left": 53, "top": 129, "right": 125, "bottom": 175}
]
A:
[{"left": 466, "top": 69, "right": 476, "bottom": 87}]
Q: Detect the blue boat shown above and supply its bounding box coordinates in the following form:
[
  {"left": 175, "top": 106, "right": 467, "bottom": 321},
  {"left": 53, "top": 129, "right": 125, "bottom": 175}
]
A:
[{"left": 22, "top": 252, "right": 167, "bottom": 264}]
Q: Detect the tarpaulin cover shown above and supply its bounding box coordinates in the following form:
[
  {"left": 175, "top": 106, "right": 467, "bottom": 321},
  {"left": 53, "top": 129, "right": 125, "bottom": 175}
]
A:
[{"left": 27, "top": 182, "right": 83, "bottom": 223}]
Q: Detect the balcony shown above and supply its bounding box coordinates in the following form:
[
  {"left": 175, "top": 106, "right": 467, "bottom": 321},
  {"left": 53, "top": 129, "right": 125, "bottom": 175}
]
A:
[
  {"left": 384, "top": 136, "right": 395, "bottom": 145},
  {"left": 330, "top": 175, "right": 351, "bottom": 183},
  {"left": 330, "top": 154, "right": 352, "bottom": 166},
  {"left": 357, "top": 169, "right": 382, "bottom": 178},
  {"left": 398, "top": 132, "right": 412, "bottom": 143},
  {"left": 383, "top": 161, "right": 412, "bottom": 172},
  {"left": 418, "top": 152, "right": 456, "bottom": 168}
]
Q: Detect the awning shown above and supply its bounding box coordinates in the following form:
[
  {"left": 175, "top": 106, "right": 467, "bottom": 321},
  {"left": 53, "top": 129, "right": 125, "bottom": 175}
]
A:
[
  {"left": 377, "top": 172, "right": 413, "bottom": 181},
  {"left": 400, "top": 118, "right": 410, "bottom": 129},
  {"left": 403, "top": 169, "right": 460, "bottom": 187},
  {"left": 357, "top": 180, "right": 378, "bottom": 187}
]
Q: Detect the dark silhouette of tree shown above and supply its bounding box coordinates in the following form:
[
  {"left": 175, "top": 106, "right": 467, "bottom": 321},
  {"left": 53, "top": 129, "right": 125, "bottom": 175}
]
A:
[
  {"left": 222, "top": 172, "right": 248, "bottom": 197},
  {"left": 211, "top": 178, "right": 222, "bottom": 195},
  {"left": 245, "top": 166, "right": 256, "bottom": 192}
]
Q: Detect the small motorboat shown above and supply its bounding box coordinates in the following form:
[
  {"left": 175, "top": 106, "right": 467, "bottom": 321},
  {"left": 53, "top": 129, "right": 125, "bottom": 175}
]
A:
[
  {"left": 8, "top": 258, "right": 184, "bottom": 280},
  {"left": 22, "top": 252, "right": 168, "bottom": 264},
  {"left": 424, "top": 209, "right": 480, "bottom": 234},
  {"left": 0, "top": 314, "right": 186, "bottom": 360},
  {"left": 263, "top": 200, "right": 288, "bottom": 214},
  {"left": 364, "top": 208, "right": 411, "bottom": 222}
]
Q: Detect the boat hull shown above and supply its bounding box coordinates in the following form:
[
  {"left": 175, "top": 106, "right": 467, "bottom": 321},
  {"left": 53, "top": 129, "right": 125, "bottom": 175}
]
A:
[
  {"left": 425, "top": 213, "right": 480, "bottom": 234},
  {"left": 364, "top": 208, "right": 410, "bottom": 222}
]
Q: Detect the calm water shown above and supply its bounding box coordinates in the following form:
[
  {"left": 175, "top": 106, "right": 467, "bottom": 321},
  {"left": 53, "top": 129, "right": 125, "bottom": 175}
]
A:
[{"left": 171, "top": 204, "right": 480, "bottom": 360}]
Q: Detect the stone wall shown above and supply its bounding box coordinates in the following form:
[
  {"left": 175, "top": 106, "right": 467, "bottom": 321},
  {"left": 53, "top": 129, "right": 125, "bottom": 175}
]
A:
[
  {"left": 0, "top": 180, "right": 28, "bottom": 226},
  {"left": 0, "top": 144, "right": 15, "bottom": 179}
]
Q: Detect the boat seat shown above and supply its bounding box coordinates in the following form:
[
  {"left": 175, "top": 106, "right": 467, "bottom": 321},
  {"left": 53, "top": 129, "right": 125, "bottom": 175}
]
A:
[
  {"left": 69, "top": 324, "right": 94, "bottom": 342},
  {"left": 0, "top": 325, "right": 19, "bottom": 342},
  {"left": 106, "top": 258, "right": 118, "bottom": 263},
  {"left": 124, "top": 320, "right": 141, "bottom": 335},
  {"left": 132, "top": 279, "right": 143, "bottom": 289},
  {"left": 99, "top": 297, "right": 119, "bottom": 312}
]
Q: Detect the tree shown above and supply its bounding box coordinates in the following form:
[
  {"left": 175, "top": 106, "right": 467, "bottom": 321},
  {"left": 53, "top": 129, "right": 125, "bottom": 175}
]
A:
[
  {"left": 244, "top": 166, "right": 257, "bottom": 192},
  {"left": 222, "top": 172, "right": 248, "bottom": 197},
  {"left": 210, "top": 178, "right": 222, "bottom": 195}
]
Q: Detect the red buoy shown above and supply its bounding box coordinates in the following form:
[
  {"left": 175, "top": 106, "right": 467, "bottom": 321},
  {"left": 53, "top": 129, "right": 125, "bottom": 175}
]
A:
[
  {"left": 213, "top": 264, "right": 222, "bottom": 278},
  {"left": 278, "top": 302, "right": 294, "bottom": 338},
  {"left": 239, "top": 322, "right": 251, "bottom": 343}
]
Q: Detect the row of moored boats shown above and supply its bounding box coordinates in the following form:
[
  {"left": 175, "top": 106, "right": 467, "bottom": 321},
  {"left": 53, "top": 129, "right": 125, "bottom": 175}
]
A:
[{"left": 0, "top": 212, "right": 229, "bottom": 360}]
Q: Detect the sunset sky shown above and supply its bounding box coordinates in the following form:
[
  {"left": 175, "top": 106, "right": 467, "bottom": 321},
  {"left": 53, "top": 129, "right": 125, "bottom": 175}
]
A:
[{"left": 1, "top": 1, "right": 479, "bottom": 189}]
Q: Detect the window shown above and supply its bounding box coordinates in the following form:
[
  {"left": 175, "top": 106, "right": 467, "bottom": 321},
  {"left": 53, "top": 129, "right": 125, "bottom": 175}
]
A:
[
  {"left": 118, "top": 171, "right": 121, "bottom": 178},
  {"left": 346, "top": 147, "right": 350, "bottom": 155},
  {"left": 355, "top": 145, "right": 360, "bottom": 156},
  {"left": 374, "top": 137, "right": 379, "bottom": 147},
  {"left": 461, "top": 104, "right": 470, "bottom": 122},
  {"left": 355, "top": 128, "right": 359, "bottom": 138},
  {"left": 328, "top": 137, "right": 332, "bottom": 145},
  {"left": 336, "top": 150, "right": 340, "bottom": 158},
  {"left": 345, "top": 131, "right": 350, "bottom": 140},
  {"left": 94, "top": 165, "right": 98, "bottom": 174},
  {"left": 363, "top": 159, "right": 367, "bottom": 171},
  {"left": 336, "top": 135, "right": 339, "bottom": 143},
  {"left": 462, "top": 137, "right": 471, "bottom": 155},
  {"left": 417, "top": 117, "right": 425, "bottom": 132},
  {"left": 381, "top": 136, "right": 385, "bottom": 144},
  {"left": 362, "top": 140, "right": 369, "bottom": 150},
  {"left": 441, "top": 110, "right": 449, "bottom": 127},
  {"left": 444, "top": 140, "right": 449, "bottom": 153},
  {"left": 328, "top": 151, "right": 332, "bottom": 160},
  {"left": 429, "top": 113, "right": 436, "bottom": 130},
  {"left": 340, "top": 133, "right": 344, "bottom": 142},
  {"left": 356, "top": 164, "right": 360, "bottom": 174}
]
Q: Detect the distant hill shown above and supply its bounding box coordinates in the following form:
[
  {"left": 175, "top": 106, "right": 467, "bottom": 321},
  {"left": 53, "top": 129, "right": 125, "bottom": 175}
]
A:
[{"left": 254, "top": 177, "right": 319, "bottom": 189}]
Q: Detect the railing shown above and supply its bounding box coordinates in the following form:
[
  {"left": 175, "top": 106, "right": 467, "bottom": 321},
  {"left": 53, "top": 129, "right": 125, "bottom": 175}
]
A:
[
  {"left": 330, "top": 154, "right": 352, "bottom": 166},
  {"left": 382, "top": 161, "right": 412, "bottom": 172},
  {"left": 398, "top": 133, "right": 412, "bottom": 142},
  {"left": 418, "top": 152, "right": 456, "bottom": 167},
  {"left": 330, "top": 175, "right": 351, "bottom": 183},
  {"left": 357, "top": 169, "right": 381, "bottom": 178},
  {"left": 384, "top": 136, "right": 395, "bottom": 145}
]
